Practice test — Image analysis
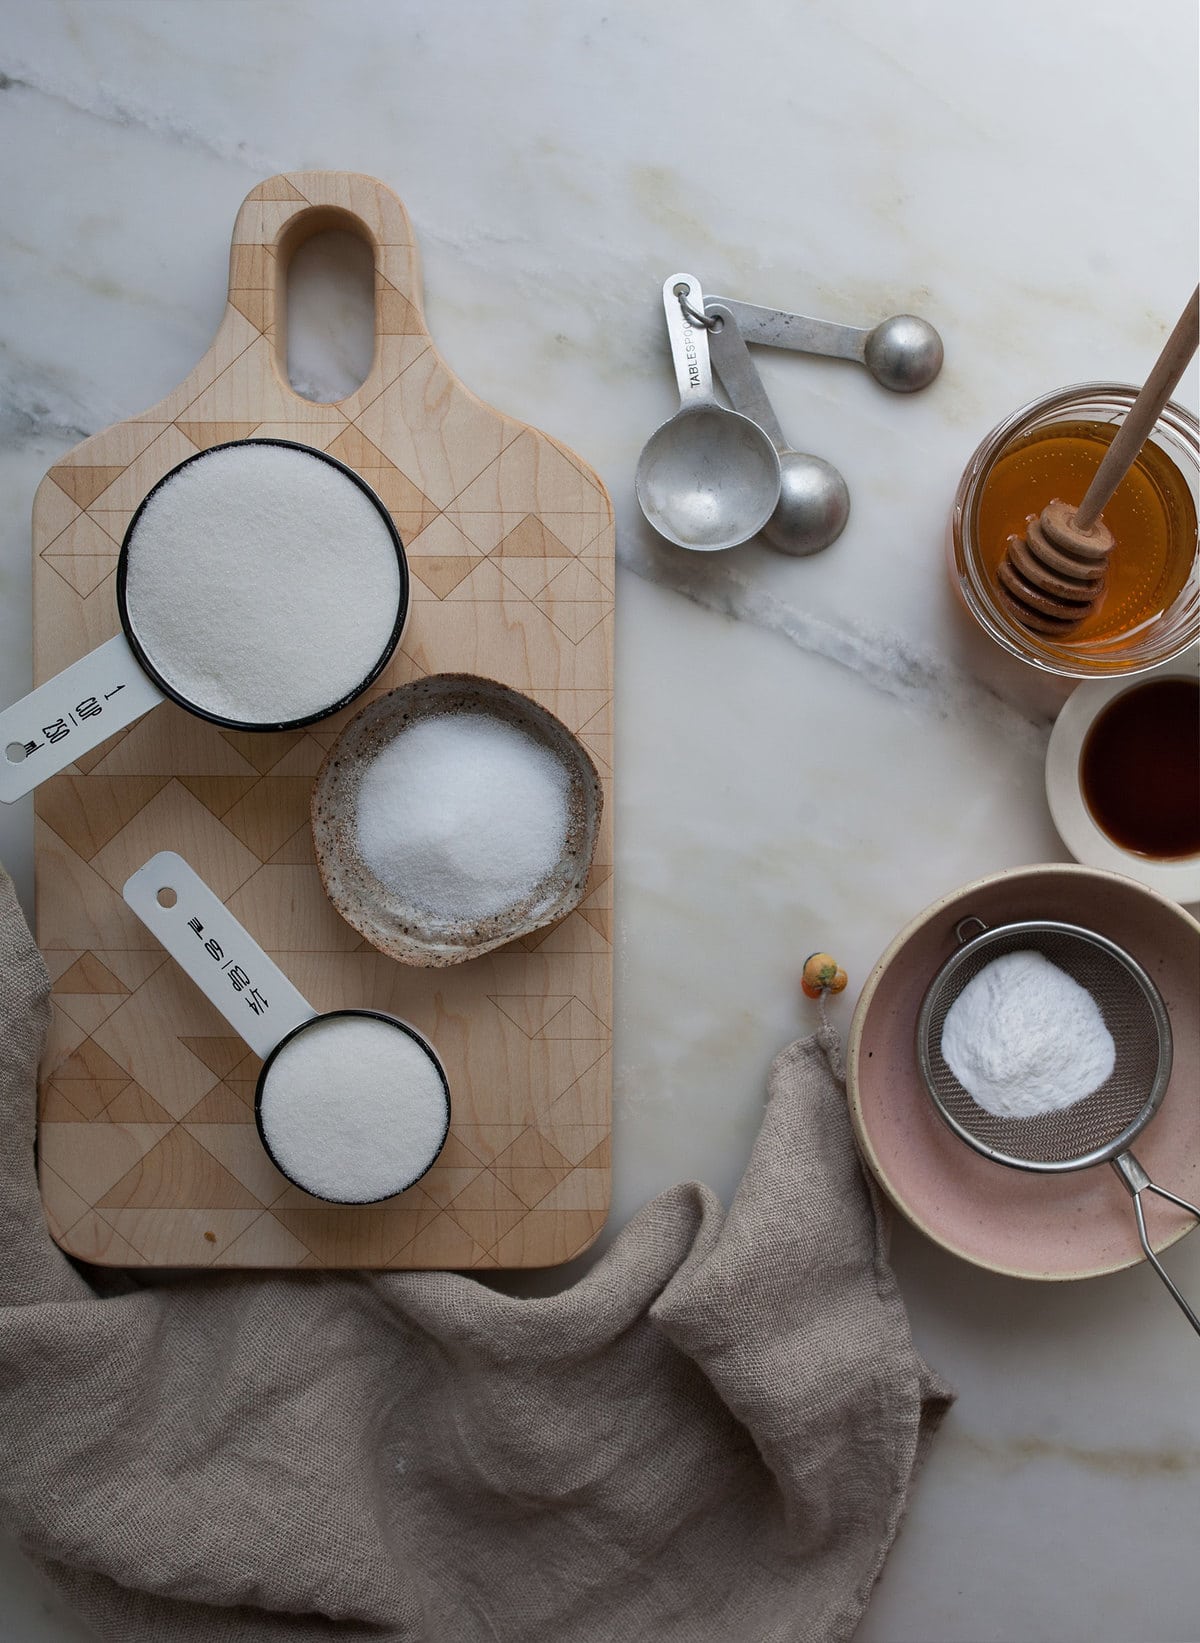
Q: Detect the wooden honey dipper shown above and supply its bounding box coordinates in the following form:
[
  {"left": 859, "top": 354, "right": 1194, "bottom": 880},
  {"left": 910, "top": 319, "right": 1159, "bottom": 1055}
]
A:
[{"left": 998, "top": 287, "right": 1200, "bottom": 637}]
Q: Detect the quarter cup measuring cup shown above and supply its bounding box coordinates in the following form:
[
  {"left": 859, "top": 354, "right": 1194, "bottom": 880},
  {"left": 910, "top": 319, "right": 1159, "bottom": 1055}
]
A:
[
  {"left": 123, "top": 851, "right": 450, "bottom": 1205},
  {"left": 1, "top": 438, "right": 409, "bottom": 804}
]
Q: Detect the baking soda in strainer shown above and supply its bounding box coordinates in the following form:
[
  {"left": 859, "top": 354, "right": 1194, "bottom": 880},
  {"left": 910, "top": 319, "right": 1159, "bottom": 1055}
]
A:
[
  {"left": 121, "top": 442, "right": 404, "bottom": 727},
  {"left": 939, "top": 949, "right": 1116, "bottom": 1119}
]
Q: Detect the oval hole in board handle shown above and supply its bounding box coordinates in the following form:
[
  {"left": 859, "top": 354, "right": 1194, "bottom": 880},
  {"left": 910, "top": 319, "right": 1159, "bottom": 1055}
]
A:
[
  {"left": 285, "top": 228, "right": 376, "bottom": 402},
  {"left": 0, "top": 633, "right": 164, "bottom": 804},
  {"left": 122, "top": 851, "right": 317, "bottom": 1063},
  {"left": 263, "top": 184, "right": 424, "bottom": 413}
]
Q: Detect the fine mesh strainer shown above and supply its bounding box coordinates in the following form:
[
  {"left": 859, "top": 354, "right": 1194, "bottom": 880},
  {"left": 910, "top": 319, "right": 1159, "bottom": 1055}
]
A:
[{"left": 917, "top": 917, "right": 1200, "bottom": 1335}]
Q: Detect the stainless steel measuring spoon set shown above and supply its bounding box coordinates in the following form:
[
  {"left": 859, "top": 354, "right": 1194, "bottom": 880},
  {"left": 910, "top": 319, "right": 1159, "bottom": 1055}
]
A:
[{"left": 636, "top": 272, "right": 943, "bottom": 556}]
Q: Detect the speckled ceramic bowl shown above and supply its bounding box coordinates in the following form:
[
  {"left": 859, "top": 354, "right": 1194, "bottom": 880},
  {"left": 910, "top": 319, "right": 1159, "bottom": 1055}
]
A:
[
  {"left": 847, "top": 865, "right": 1200, "bottom": 1281},
  {"left": 311, "top": 674, "right": 603, "bottom": 967}
]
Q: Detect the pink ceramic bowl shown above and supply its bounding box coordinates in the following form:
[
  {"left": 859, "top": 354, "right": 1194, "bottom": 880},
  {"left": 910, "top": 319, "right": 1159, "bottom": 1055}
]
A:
[{"left": 847, "top": 865, "right": 1200, "bottom": 1280}]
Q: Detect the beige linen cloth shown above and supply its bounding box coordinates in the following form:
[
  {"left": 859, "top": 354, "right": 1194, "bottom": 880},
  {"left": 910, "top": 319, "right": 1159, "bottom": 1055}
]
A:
[{"left": 0, "top": 865, "right": 951, "bottom": 1642}]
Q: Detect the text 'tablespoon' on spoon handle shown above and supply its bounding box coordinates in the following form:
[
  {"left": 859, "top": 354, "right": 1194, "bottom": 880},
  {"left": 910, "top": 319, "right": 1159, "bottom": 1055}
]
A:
[{"left": 662, "top": 272, "right": 721, "bottom": 408}]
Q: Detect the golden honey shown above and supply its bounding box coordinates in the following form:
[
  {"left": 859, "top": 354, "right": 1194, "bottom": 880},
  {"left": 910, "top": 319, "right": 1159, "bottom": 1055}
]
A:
[{"left": 975, "top": 420, "right": 1197, "bottom": 645}]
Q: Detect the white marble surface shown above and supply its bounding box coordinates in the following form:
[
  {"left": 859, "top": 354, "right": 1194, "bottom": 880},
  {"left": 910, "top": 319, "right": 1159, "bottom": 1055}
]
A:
[{"left": 1, "top": 3, "right": 1198, "bottom": 1640}]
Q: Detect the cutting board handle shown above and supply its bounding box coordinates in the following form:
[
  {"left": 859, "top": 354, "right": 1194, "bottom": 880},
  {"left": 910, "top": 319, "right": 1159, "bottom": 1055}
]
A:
[{"left": 230, "top": 170, "right": 429, "bottom": 407}]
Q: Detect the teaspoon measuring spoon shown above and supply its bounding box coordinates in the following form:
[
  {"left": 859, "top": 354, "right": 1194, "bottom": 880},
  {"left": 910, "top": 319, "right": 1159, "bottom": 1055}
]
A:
[
  {"left": 636, "top": 273, "right": 781, "bottom": 552},
  {"left": 706, "top": 295, "right": 943, "bottom": 393},
  {"left": 706, "top": 302, "right": 850, "bottom": 556}
]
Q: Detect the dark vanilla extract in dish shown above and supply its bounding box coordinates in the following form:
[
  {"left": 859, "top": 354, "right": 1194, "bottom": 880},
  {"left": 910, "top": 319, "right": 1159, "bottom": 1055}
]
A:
[{"left": 1080, "top": 677, "right": 1200, "bottom": 858}]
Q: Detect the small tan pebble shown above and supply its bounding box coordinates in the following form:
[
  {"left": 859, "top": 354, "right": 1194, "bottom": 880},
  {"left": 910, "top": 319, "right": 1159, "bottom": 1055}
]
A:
[{"left": 802, "top": 952, "right": 848, "bottom": 999}]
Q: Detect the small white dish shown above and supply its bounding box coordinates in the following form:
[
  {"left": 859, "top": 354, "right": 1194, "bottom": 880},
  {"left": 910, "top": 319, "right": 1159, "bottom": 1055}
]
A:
[{"left": 1045, "top": 649, "right": 1200, "bottom": 905}]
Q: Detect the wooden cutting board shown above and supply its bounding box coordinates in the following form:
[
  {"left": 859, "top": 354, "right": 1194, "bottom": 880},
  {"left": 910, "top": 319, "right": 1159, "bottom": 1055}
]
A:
[{"left": 32, "top": 171, "right": 614, "bottom": 1271}]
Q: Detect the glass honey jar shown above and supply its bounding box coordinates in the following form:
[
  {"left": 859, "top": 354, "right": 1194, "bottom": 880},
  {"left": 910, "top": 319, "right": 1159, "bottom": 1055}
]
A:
[{"left": 950, "top": 384, "right": 1198, "bottom": 677}]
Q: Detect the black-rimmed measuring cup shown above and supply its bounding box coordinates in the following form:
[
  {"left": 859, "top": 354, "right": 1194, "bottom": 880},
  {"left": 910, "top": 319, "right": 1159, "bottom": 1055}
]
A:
[
  {"left": 123, "top": 851, "right": 450, "bottom": 1205},
  {"left": 1, "top": 438, "right": 409, "bottom": 804}
]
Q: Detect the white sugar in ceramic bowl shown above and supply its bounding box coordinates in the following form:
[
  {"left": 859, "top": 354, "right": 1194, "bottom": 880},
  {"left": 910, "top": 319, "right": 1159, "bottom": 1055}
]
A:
[
  {"left": 312, "top": 675, "right": 604, "bottom": 966},
  {"left": 1045, "top": 649, "right": 1200, "bottom": 904}
]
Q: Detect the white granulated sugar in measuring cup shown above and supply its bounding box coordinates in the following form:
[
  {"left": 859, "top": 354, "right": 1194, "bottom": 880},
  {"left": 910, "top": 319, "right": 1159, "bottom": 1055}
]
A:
[
  {"left": 258, "top": 1015, "right": 449, "bottom": 1203},
  {"left": 355, "top": 712, "right": 571, "bottom": 921},
  {"left": 122, "top": 442, "right": 403, "bottom": 726},
  {"left": 940, "top": 949, "right": 1116, "bottom": 1119}
]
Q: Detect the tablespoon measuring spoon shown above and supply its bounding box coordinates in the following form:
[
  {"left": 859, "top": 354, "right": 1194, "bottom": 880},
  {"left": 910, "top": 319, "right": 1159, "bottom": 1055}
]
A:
[
  {"left": 706, "top": 302, "right": 850, "bottom": 556},
  {"left": 636, "top": 273, "right": 781, "bottom": 551},
  {"left": 706, "top": 295, "right": 943, "bottom": 393}
]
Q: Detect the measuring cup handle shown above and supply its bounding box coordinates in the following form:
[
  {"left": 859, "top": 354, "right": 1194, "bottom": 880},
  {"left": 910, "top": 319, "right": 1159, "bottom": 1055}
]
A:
[
  {"left": 662, "top": 273, "right": 716, "bottom": 406},
  {"left": 123, "top": 851, "right": 316, "bottom": 1062},
  {"left": 0, "top": 634, "right": 164, "bottom": 803}
]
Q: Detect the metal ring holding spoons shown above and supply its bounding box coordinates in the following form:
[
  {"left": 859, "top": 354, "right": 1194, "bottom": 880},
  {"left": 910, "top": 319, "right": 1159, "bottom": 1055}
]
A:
[
  {"left": 675, "top": 289, "right": 718, "bottom": 330},
  {"left": 636, "top": 273, "right": 781, "bottom": 552},
  {"left": 706, "top": 302, "right": 850, "bottom": 556}
]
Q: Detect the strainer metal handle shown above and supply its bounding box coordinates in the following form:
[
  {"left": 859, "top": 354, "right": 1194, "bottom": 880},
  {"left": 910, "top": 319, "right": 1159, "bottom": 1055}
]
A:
[{"left": 1112, "top": 1153, "right": 1200, "bottom": 1336}]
